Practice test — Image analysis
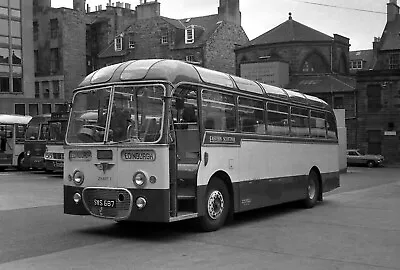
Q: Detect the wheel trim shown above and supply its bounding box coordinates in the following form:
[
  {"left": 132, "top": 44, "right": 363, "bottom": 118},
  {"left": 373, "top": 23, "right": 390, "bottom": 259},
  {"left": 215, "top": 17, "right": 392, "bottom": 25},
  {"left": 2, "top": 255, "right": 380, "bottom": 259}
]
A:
[
  {"left": 308, "top": 179, "right": 316, "bottom": 199},
  {"left": 207, "top": 190, "right": 224, "bottom": 220}
]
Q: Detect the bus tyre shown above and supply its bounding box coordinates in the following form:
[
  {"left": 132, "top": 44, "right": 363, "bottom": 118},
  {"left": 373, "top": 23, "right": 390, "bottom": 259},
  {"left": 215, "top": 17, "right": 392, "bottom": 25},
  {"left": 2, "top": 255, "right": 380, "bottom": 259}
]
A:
[
  {"left": 17, "top": 155, "right": 25, "bottom": 171},
  {"left": 199, "top": 178, "right": 230, "bottom": 232},
  {"left": 303, "top": 170, "right": 320, "bottom": 209}
]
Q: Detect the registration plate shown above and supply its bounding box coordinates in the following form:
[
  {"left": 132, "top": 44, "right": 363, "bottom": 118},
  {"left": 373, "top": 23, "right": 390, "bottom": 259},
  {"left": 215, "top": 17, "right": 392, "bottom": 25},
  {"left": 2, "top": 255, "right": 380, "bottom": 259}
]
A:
[
  {"left": 55, "top": 161, "right": 63, "bottom": 167},
  {"left": 93, "top": 198, "right": 116, "bottom": 208}
]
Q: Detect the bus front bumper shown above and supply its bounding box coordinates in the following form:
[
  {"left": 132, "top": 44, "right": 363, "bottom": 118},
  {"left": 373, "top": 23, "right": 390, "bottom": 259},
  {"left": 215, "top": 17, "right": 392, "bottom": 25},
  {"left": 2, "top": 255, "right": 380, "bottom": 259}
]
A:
[
  {"left": 25, "top": 156, "right": 45, "bottom": 170},
  {"left": 64, "top": 185, "right": 170, "bottom": 222},
  {"left": 45, "top": 159, "right": 64, "bottom": 172}
]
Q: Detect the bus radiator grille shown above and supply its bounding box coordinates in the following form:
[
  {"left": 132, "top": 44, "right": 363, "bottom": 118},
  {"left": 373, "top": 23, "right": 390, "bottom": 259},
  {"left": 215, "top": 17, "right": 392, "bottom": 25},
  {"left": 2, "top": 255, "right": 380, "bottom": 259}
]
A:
[{"left": 82, "top": 188, "right": 132, "bottom": 220}]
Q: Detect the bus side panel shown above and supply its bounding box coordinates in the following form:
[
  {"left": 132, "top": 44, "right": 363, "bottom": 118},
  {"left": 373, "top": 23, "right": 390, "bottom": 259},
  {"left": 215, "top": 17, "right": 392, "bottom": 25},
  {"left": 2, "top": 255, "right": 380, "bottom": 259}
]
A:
[{"left": 237, "top": 139, "right": 339, "bottom": 212}]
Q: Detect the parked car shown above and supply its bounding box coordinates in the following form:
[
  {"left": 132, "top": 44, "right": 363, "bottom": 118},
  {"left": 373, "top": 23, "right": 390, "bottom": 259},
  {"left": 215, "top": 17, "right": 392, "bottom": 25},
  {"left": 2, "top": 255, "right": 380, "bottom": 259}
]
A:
[{"left": 346, "top": 149, "right": 384, "bottom": 168}]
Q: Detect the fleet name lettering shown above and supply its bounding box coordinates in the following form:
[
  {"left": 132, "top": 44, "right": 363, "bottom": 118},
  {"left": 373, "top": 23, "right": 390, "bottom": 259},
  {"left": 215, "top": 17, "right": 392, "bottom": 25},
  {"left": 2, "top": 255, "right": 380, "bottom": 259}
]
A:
[
  {"left": 209, "top": 135, "right": 236, "bottom": 144},
  {"left": 98, "top": 176, "right": 111, "bottom": 181},
  {"left": 122, "top": 150, "right": 156, "bottom": 161}
]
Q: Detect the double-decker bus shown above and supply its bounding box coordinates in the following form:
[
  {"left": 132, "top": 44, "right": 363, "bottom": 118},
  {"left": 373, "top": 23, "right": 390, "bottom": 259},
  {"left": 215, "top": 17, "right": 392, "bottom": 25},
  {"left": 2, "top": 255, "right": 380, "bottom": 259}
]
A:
[
  {"left": 24, "top": 114, "right": 51, "bottom": 170},
  {"left": 64, "top": 59, "right": 340, "bottom": 231},
  {"left": 43, "top": 111, "right": 69, "bottom": 172},
  {"left": 0, "top": 114, "right": 32, "bottom": 171}
]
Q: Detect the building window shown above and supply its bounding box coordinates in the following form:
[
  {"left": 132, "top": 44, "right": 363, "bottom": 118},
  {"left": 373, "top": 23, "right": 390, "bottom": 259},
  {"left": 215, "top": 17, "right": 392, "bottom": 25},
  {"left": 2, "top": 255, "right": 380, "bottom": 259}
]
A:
[
  {"left": 55, "top": 103, "right": 66, "bottom": 112},
  {"left": 50, "top": 19, "right": 58, "bottom": 39},
  {"left": 301, "top": 53, "right": 329, "bottom": 73},
  {"left": 114, "top": 37, "right": 123, "bottom": 51},
  {"left": 34, "top": 50, "right": 38, "bottom": 73},
  {"left": 333, "top": 96, "right": 344, "bottom": 109},
  {"left": 53, "top": 80, "right": 60, "bottom": 98},
  {"left": 128, "top": 37, "right": 135, "bottom": 49},
  {"left": 367, "top": 84, "right": 382, "bottom": 112},
  {"left": 0, "top": 76, "right": 9, "bottom": 92},
  {"left": 14, "top": 104, "right": 25, "bottom": 115},
  {"left": 185, "top": 26, "right": 194, "bottom": 44},
  {"left": 33, "top": 21, "right": 38, "bottom": 41},
  {"left": 11, "top": 50, "right": 21, "bottom": 65},
  {"left": 389, "top": 54, "right": 400, "bottom": 70},
  {"left": 50, "top": 48, "right": 59, "bottom": 73},
  {"left": 185, "top": 55, "right": 195, "bottom": 63},
  {"left": 35, "top": 82, "right": 40, "bottom": 98},
  {"left": 42, "top": 104, "right": 51, "bottom": 114},
  {"left": 13, "top": 77, "right": 21, "bottom": 92},
  {"left": 350, "top": 60, "right": 363, "bottom": 69},
  {"left": 43, "top": 81, "right": 50, "bottom": 99},
  {"left": 29, "top": 104, "right": 39, "bottom": 116}
]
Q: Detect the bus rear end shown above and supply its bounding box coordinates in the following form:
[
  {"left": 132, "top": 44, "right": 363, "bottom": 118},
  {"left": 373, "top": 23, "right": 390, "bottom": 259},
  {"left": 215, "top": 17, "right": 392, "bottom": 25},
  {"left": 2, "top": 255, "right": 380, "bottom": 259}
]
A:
[{"left": 64, "top": 84, "right": 172, "bottom": 222}]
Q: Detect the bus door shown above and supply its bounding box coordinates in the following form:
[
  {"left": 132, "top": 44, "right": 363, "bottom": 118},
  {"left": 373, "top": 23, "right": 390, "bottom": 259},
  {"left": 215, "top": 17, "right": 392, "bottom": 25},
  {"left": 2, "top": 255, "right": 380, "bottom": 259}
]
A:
[
  {"left": 0, "top": 124, "right": 13, "bottom": 166},
  {"left": 171, "top": 86, "right": 201, "bottom": 214}
]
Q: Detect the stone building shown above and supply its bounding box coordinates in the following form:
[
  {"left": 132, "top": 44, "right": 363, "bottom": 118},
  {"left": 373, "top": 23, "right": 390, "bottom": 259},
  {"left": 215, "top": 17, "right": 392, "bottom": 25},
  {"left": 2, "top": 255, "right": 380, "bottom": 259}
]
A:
[
  {"left": 33, "top": 0, "right": 87, "bottom": 114},
  {"left": 355, "top": 0, "right": 400, "bottom": 162},
  {"left": 0, "top": 0, "right": 35, "bottom": 115},
  {"left": 96, "top": 0, "right": 249, "bottom": 75},
  {"left": 234, "top": 13, "right": 356, "bottom": 147}
]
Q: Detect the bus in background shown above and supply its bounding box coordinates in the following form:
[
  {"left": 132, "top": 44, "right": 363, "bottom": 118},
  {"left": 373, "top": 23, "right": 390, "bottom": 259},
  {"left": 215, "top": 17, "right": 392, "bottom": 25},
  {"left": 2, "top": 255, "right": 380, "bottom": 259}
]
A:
[
  {"left": 44, "top": 111, "right": 69, "bottom": 172},
  {"left": 24, "top": 114, "right": 51, "bottom": 170},
  {"left": 64, "top": 59, "right": 340, "bottom": 231},
  {"left": 0, "top": 114, "right": 32, "bottom": 171}
]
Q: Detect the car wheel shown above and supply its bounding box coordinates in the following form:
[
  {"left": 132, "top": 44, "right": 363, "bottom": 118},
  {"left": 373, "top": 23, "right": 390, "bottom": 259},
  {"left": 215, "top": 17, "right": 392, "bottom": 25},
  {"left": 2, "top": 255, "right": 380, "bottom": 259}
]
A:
[
  {"left": 198, "top": 177, "right": 230, "bottom": 232},
  {"left": 367, "top": 160, "right": 375, "bottom": 168},
  {"left": 302, "top": 170, "right": 320, "bottom": 208}
]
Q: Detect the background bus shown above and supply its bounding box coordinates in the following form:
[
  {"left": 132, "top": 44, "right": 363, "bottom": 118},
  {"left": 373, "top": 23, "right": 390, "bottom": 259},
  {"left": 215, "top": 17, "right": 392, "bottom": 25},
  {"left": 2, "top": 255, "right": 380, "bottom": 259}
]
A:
[
  {"left": 44, "top": 111, "right": 69, "bottom": 172},
  {"left": 64, "top": 59, "right": 340, "bottom": 231},
  {"left": 24, "top": 114, "right": 51, "bottom": 170},
  {"left": 0, "top": 114, "right": 32, "bottom": 171}
]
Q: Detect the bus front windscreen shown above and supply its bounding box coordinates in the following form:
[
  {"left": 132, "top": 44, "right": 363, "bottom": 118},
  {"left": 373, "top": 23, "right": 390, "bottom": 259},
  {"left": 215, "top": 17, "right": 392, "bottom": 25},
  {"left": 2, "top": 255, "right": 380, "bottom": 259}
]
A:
[
  {"left": 66, "top": 85, "right": 164, "bottom": 144},
  {"left": 25, "top": 123, "right": 40, "bottom": 140},
  {"left": 48, "top": 120, "right": 68, "bottom": 142}
]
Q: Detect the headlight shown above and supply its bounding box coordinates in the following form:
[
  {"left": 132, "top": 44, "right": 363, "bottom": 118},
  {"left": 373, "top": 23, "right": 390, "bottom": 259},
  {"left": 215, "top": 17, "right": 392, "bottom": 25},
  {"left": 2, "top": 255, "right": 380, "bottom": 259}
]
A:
[
  {"left": 73, "top": 170, "right": 84, "bottom": 186},
  {"left": 44, "top": 152, "right": 53, "bottom": 159},
  {"left": 26, "top": 150, "right": 31, "bottom": 156},
  {"left": 73, "top": 192, "right": 82, "bottom": 204},
  {"left": 133, "top": 171, "right": 147, "bottom": 187}
]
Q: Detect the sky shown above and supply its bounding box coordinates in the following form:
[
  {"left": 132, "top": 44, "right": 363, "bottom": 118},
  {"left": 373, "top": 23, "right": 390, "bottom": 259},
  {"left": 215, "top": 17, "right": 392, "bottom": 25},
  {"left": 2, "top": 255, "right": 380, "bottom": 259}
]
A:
[{"left": 50, "top": 0, "right": 390, "bottom": 51}]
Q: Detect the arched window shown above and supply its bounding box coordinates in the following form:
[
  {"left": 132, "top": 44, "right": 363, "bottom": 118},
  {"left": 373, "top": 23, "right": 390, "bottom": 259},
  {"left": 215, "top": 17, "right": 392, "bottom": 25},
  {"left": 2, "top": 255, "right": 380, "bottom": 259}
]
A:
[{"left": 301, "top": 53, "right": 329, "bottom": 73}]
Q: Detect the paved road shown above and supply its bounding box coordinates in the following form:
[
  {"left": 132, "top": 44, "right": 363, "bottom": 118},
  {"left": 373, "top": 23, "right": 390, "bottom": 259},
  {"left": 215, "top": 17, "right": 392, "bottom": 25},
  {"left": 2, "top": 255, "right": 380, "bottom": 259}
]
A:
[{"left": 0, "top": 168, "right": 399, "bottom": 270}]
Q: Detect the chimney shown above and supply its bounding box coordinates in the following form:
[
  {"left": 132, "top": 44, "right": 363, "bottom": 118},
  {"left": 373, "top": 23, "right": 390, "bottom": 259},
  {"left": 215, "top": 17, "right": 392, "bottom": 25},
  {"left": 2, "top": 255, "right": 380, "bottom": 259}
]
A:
[
  {"left": 35, "top": 0, "right": 51, "bottom": 9},
  {"left": 87, "top": 4, "right": 90, "bottom": 12},
  {"left": 218, "top": 0, "right": 241, "bottom": 25},
  {"left": 125, "top": 3, "right": 131, "bottom": 9},
  {"left": 98, "top": 4, "right": 102, "bottom": 10},
  {"left": 73, "top": 0, "right": 86, "bottom": 12},
  {"left": 136, "top": 0, "right": 160, "bottom": 20},
  {"left": 387, "top": 0, "right": 399, "bottom": 22},
  {"left": 116, "top": 1, "right": 123, "bottom": 8}
]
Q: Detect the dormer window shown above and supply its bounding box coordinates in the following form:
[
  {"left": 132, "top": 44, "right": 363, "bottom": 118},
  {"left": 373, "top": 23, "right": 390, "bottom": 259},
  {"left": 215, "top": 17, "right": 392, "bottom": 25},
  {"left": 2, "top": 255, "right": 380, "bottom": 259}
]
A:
[
  {"left": 114, "top": 37, "right": 123, "bottom": 51},
  {"left": 185, "top": 26, "right": 194, "bottom": 44}
]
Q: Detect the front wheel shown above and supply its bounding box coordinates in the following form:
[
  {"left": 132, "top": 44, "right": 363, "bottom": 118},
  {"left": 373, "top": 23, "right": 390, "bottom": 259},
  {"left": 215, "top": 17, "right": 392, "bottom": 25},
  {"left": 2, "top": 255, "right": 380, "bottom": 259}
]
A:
[
  {"left": 302, "top": 170, "right": 320, "bottom": 208},
  {"left": 17, "top": 155, "right": 25, "bottom": 171},
  {"left": 198, "top": 178, "right": 230, "bottom": 232}
]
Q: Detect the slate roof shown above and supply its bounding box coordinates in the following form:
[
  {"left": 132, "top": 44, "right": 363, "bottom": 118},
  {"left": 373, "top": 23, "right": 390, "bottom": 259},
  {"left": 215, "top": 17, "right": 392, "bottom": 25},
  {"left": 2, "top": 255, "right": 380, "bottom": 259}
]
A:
[
  {"left": 380, "top": 14, "right": 400, "bottom": 51},
  {"left": 98, "top": 14, "right": 223, "bottom": 58},
  {"left": 287, "top": 74, "right": 356, "bottom": 94},
  {"left": 241, "top": 16, "right": 332, "bottom": 48}
]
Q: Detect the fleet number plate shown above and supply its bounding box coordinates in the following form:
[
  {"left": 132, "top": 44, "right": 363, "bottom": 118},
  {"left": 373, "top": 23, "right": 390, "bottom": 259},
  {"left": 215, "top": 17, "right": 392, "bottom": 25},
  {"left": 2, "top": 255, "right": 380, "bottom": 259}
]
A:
[{"left": 93, "top": 199, "right": 116, "bottom": 208}]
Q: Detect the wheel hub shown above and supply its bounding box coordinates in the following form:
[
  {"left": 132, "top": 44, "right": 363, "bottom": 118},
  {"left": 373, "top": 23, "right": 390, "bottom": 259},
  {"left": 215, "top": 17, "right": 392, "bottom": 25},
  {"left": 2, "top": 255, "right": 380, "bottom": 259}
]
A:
[
  {"left": 308, "top": 180, "right": 316, "bottom": 199},
  {"left": 207, "top": 190, "right": 224, "bottom": 220}
]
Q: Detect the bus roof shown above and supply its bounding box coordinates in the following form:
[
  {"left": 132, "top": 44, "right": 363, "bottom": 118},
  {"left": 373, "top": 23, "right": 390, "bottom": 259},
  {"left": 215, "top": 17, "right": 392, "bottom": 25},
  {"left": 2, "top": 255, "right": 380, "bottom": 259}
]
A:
[
  {"left": 77, "top": 59, "right": 330, "bottom": 110},
  {"left": 0, "top": 114, "right": 32, "bottom": 125}
]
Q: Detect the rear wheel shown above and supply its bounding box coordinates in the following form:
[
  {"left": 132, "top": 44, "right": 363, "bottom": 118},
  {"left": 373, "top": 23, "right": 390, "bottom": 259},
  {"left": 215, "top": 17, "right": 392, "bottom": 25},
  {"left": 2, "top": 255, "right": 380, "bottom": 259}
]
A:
[
  {"left": 367, "top": 160, "right": 375, "bottom": 168},
  {"left": 198, "top": 178, "right": 230, "bottom": 232},
  {"left": 302, "top": 170, "right": 320, "bottom": 208}
]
